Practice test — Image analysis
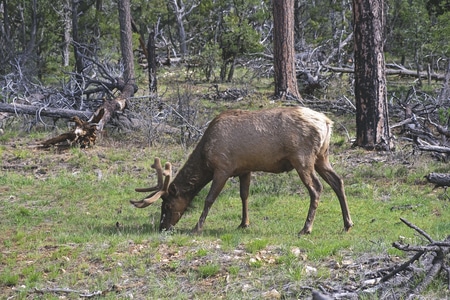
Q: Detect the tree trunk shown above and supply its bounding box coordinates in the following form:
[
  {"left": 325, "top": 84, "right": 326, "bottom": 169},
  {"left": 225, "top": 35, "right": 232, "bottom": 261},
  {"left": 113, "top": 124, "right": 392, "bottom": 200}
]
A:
[
  {"left": 169, "top": 0, "right": 197, "bottom": 60},
  {"left": 72, "top": 0, "right": 84, "bottom": 79},
  {"left": 352, "top": 0, "right": 392, "bottom": 150},
  {"left": 91, "top": 0, "right": 137, "bottom": 131},
  {"left": 438, "top": 60, "right": 450, "bottom": 105},
  {"left": 272, "top": 0, "right": 302, "bottom": 101},
  {"left": 62, "top": 0, "right": 71, "bottom": 67},
  {"left": 118, "top": 0, "right": 136, "bottom": 97}
]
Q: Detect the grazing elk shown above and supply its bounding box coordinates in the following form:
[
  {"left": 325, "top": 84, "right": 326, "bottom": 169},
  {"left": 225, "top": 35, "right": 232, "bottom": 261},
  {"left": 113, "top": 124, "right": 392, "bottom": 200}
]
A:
[{"left": 130, "top": 107, "right": 353, "bottom": 235}]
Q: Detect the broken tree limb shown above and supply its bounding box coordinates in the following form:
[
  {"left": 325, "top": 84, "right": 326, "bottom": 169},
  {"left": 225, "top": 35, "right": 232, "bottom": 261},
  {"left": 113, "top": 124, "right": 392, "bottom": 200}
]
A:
[
  {"left": 380, "top": 251, "right": 423, "bottom": 283},
  {"left": 40, "top": 109, "right": 104, "bottom": 149},
  {"left": 34, "top": 287, "right": 104, "bottom": 298},
  {"left": 399, "top": 217, "right": 434, "bottom": 242}
]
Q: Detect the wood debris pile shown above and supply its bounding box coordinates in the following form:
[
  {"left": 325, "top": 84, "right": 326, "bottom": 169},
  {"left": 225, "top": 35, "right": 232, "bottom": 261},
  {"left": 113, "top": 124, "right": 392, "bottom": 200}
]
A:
[{"left": 390, "top": 88, "right": 450, "bottom": 160}]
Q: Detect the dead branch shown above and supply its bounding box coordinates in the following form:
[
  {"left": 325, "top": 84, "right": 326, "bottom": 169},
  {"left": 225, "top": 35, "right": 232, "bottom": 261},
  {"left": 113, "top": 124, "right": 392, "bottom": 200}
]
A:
[
  {"left": 34, "top": 287, "right": 104, "bottom": 298},
  {"left": 399, "top": 217, "right": 435, "bottom": 242},
  {"left": 418, "top": 144, "right": 450, "bottom": 154},
  {"left": 380, "top": 218, "right": 450, "bottom": 297}
]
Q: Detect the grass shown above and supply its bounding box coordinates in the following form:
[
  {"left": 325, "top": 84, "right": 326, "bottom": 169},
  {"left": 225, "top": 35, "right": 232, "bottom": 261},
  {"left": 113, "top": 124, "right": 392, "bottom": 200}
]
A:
[
  {"left": 1, "top": 135, "right": 449, "bottom": 299},
  {"left": 1, "top": 105, "right": 450, "bottom": 299}
]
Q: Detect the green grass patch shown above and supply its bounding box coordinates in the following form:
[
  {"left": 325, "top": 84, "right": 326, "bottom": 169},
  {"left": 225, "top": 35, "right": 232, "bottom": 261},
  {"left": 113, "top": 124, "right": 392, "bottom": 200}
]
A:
[{"left": 197, "top": 263, "right": 221, "bottom": 278}]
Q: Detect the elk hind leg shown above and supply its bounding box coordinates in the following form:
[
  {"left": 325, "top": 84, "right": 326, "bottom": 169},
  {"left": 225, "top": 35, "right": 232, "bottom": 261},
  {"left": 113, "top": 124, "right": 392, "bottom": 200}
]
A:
[
  {"left": 315, "top": 156, "right": 353, "bottom": 232},
  {"left": 238, "top": 173, "right": 251, "bottom": 228}
]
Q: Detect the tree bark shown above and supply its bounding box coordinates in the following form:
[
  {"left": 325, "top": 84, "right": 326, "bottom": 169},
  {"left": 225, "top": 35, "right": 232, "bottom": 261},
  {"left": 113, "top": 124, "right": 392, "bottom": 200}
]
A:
[
  {"left": 352, "top": 0, "right": 392, "bottom": 150},
  {"left": 272, "top": 0, "right": 302, "bottom": 101}
]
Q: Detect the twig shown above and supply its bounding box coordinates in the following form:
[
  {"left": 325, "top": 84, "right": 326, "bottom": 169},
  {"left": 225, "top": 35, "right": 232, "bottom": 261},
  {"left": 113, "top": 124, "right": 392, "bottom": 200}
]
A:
[
  {"left": 399, "top": 217, "right": 435, "bottom": 243},
  {"left": 341, "top": 95, "right": 356, "bottom": 111},
  {"left": 34, "top": 287, "right": 104, "bottom": 298},
  {"left": 392, "top": 242, "right": 445, "bottom": 253}
]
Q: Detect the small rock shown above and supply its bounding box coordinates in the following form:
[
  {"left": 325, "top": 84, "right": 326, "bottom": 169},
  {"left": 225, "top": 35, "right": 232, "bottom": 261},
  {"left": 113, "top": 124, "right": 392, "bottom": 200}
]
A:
[
  {"left": 305, "top": 265, "right": 317, "bottom": 275},
  {"left": 262, "top": 288, "right": 281, "bottom": 299},
  {"left": 242, "top": 284, "right": 252, "bottom": 292}
]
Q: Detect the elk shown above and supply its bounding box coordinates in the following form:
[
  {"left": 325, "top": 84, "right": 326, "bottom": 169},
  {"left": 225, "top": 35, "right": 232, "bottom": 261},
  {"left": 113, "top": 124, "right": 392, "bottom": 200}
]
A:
[{"left": 130, "top": 107, "right": 353, "bottom": 235}]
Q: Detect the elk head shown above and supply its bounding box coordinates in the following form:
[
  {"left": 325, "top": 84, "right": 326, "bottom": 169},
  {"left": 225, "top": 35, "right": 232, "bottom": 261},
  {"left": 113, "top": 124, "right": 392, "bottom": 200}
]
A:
[{"left": 130, "top": 158, "right": 187, "bottom": 231}]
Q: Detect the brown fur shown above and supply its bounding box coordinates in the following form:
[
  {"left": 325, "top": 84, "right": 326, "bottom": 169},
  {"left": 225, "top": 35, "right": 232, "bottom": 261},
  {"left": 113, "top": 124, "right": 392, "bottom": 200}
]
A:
[{"left": 132, "top": 107, "right": 353, "bottom": 235}]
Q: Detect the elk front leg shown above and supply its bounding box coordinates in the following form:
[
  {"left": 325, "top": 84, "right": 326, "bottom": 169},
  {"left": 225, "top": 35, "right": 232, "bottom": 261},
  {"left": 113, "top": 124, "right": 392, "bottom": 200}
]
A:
[
  {"left": 192, "top": 174, "right": 228, "bottom": 234},
  {"left": 238, "top": 173, "right": 251, "bottom": 228}
]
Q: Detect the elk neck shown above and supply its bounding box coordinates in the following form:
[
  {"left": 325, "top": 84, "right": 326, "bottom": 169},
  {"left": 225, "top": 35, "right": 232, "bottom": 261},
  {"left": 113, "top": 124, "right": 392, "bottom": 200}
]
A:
[{"left": 170, "top": 144, "right": 213, "bottom": 204}]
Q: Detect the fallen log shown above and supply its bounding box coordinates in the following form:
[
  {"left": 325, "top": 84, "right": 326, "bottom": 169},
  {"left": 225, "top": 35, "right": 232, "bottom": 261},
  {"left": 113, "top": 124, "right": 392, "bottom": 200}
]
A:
[
  {"left": 324, "top": 65, "right": 446, "bottom": 81},
  {"left": 0, "top": 102, "right": 92, "bottom": 120},
  {"left": 417, "top": 144, "right": 450, "bottom": 154},
  {"left": 425, "top": 172, "right": 450, "bottom": 188}
]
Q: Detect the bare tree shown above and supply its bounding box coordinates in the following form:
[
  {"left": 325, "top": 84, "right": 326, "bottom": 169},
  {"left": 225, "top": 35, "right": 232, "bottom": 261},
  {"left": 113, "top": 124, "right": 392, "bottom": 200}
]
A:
[
  {"left": 272, "top": 0, "right": 302, "bottom": 101},
  {"left": 352, "top": 0, "right": 392, "bottom": 150},
  {"left": 169, "top": 0, "right": 197, "bottom": 60}
]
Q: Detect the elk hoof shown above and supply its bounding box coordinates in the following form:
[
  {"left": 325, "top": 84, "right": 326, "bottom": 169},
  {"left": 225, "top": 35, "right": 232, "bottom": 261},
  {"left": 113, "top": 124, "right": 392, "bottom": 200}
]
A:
[
  {"left": 298, "top": 227, "right": 312, "bottom": 236},
  {"left": 191, "top": 226, "right": 203, "bottom": 235},
  {"left": 344, "top": 224, "right": 354, "bottom": 232},
  {"left": 237, "top": 223, "right": 250, "bottom": 229}
]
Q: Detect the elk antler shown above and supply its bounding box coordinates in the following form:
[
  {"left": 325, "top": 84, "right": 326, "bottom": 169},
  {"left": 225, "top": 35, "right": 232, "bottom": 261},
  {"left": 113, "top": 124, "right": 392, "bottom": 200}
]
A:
[
  {"left": 130, "top": 158, "right": 172, "bottom": 208},
  {"left": 135, "top": 158, "right": 164, "bottom": 192}
]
